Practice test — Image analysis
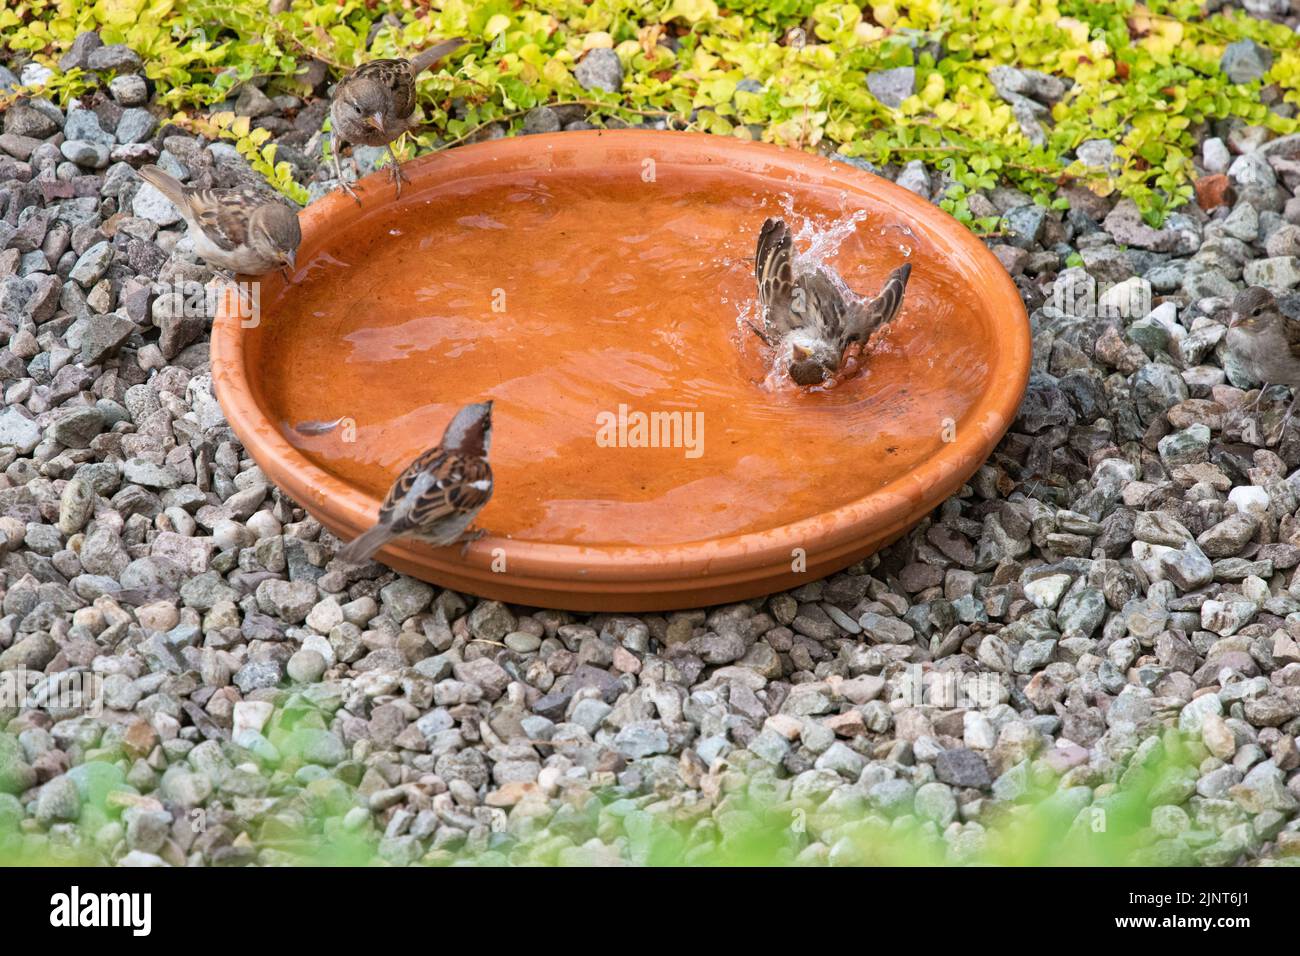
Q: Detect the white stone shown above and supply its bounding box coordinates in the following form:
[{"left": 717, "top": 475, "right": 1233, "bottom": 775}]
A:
[
  {"left": 301, "top": 633, "right": 336, "bottom": 666},
  {"left": 20, "top": 63, "right": 53, "bottom": 86},
  {"left": 1145, "top": 301, "right": 1185, "bottom": 342},
  {"left": 1202, "top": 137, "right": 1231, "bottom": 173},
  {"left": 1241, "top": 575, "right": 1269, "bottom": 605},
  {"left": 1024, "top": 573, "right": 1072, "bottom": 610},
  {"left": 212, "top": 518, "right": 250, "bottom": 550},
  {"left": 132, "top": 181, "right": 183, "bottom": 226},
  {"left": 963, "top": 711, "right": 996, "bottom": 749},
  {"left": 1098, "top": 276, "right": 1148, "bottom": 318},
  {"left": 1178, "top": 693, "right": 1222, "bottom": 734},
  {"left": 246, "top": 511, "right": 282, "bottom": 539},
  {"left": 306, "top": 597, "right": 344, "bottom": 634},
  {"left": 232, "top": 700, "right": 274, "bottom": 738},
  {"left": 1228, "top": 485, "right": 1270, "bottom": 515}
]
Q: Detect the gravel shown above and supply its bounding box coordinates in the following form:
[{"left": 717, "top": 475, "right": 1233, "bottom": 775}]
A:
[{"left": 4, "top": 11, "right": 1300, "bottom": 868}]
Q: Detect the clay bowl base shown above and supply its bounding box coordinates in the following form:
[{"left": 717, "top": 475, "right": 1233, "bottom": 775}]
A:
[{"left": 211, "top": 130, "right": 1030, "bottom": 611}]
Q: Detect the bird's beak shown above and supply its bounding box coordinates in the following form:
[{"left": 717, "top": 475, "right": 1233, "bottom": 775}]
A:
[
  {"left": 1227, "top": 312, "right": 1240, "bottom": 329},
  {"left": 368, "top": 113, "right": 385, "bottom": 132},
  {"left": 283, "top": 249, "right": 297, "bottom": 271}
]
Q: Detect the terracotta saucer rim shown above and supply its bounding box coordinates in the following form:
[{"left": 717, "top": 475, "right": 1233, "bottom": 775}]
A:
[{"left": 210, "top": 129, "right": 1030, "bottom": 591}]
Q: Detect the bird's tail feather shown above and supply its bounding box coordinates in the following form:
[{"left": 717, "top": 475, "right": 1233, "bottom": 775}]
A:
[
  {"left": 137, "top": 165, "right": 187, "bottom": 208},
  {"left": 338, "top": 523, "right": 398, "bottom": 565},
  {"left": 410, "top": 38, "right": 467, "bottom": 75}
]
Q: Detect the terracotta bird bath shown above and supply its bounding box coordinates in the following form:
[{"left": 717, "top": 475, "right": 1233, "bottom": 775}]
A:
[{"left": 210, "top": 130, "right": 1030, "bottom": 611}]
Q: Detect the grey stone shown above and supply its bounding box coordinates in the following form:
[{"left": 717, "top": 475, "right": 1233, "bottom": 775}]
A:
[
  {"left": 575, "top": 48, "right": 623, "bottom": 94},
  {"left": 115, "top": 108, "right": 156, "bottom": 145},
  {"left": 79, "top": 314, "right": 135, "bottom": 365},
  {"left": 614, "top": 721, "right": 669, "bottom": 759},
  {"left": 866, "top": 67, "right": 915, "bottom": 109},
  {"left": 935, "top": 748, "right": 991, "bottom": 788},
  {"left": 1220, "top": 40, "right": 1273, "bottom": 85},
  {"left": 87, "top": 45, "right": 143, "bottom": 73}
]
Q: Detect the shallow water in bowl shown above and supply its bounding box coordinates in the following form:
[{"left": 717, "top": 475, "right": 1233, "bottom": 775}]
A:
[{"left": 252, "top": 164, "right": 991, "bottom": 547}]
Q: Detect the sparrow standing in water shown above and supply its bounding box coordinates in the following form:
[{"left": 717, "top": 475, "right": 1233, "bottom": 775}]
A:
[
  {"left": 137, "top": 165, "right": 300, "bottom": 280},
  {"left": 328, "top": 38, "right": 466, "bottom": 203},
  {"left": 1225, "top": 286, "right": 1300, "bottom": 434},
  {"left": 751, "top": 217, "right": 912, "bottom": 386},
  {"left": 339, "top": 401, "right": 494, "bottom": 564}
]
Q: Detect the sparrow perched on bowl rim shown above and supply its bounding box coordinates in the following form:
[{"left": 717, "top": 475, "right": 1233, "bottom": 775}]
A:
[
  {"left": 328, "top": 37, "right": 466, "bottom": 204},
  {"left": 749, "top": 217, "right": 912, "bottom": 387},
  {"left": 338, "top": 401, "right": 494, "bottom": 565},
  {"left": 1225, "top": 285, "right": 1299, "bottom": 436},
  {"left": 137, "top": 165, "right": 300, "bottom": 281}
]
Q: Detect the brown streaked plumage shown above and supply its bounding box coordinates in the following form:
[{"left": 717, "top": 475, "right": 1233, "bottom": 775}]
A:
[
  {"left": 338, "top": 401, "right": 494, "bottom": 564},
  {"left": 751, "top": 217, "right": 911, "bottom": 386},
  {"left": 137, "top": 165, "right": 300, "bottom": 278},
  {"left": 329, "top": 38, "right": 466, "bottom": 203}
]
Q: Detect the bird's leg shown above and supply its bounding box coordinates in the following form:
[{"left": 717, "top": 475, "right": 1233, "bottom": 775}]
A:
[
  {"left": 210, "top": 270, "right": 254, "bottom": 317},
  {"left": 330, "top": 128, "right": 361, "bottom": 206},
  {"left": 1273, "top": 391, "right": 1299, "bottom": 445},
  {"left": 457, "top": 527, "right": 487, "bottom": 559},
  {"left": 743, "top": 320, "right": 774, "bottom": 347},
  {"left": 385, "top": 143, "right": 409, "bottom": 199},
  {"left": 1249, "top": 384, "right": 1271, "bottom": 414}
]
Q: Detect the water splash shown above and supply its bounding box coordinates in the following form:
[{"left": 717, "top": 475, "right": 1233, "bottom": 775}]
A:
[{"left": 734, "top": 203, "right": 875, "bottom": 385}]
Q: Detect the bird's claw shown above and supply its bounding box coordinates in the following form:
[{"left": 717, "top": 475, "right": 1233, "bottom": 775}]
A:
[
  {"left": 386, "top": 150, "right": 409, "bottom": 199},
  {"left": 337, "top": 179, "right": 362, "bottom": 207}
]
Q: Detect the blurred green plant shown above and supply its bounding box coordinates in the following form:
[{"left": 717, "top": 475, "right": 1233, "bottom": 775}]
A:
[
  {"left": 2, "top": 0, "right": 1296, "bottom": 222},
  {"left": 1, "top": 698, "right": 1224, "bottom": 867}
]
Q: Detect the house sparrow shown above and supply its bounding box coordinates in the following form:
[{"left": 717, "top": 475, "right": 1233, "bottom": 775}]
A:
[
  {"left": 329, "top": 37, "right": 466, "bottom": 203},
  {"left": 1225, "top": 286, "right": 1300, "bottom": 431},
  {"left": 339, "top": 401, "right": 494, "bottom": 564},
  {"left": 751, "top": 217, "right": 911, "bottom": 386},
  {"left": 137, "top": 165, "right": 300, "bottom": 280}
]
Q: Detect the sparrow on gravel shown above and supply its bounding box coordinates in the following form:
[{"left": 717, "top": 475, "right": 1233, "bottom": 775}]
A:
[
  {"left": 137, "top": 165, "right": 300, "bottom": 280},
  {"left": 1225, "top": 286, "right": 1300, "bottom": 433},
  {"left": 328, "top": 37, "right": 466, "bottom": 203},
  {"left": 750, "top": 217, "right": 912, "bottom": 387},
  {"left": 339, "top": 401, "right": 494, "bottom": 564}
]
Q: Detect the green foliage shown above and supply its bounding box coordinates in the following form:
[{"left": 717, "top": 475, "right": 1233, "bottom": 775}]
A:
[
  {"left": 173, "top": 108, "right": 310, "bottom": 203},
  {"left": 0, "top": 707, "right": 1212, "bottom": 867},
  {"left": 3, "top": 0, "right": 1296, "bottom": 218}
]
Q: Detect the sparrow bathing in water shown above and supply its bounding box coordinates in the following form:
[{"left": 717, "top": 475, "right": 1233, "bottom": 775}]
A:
[
  {"left": 329, "top": 37, "right": 466, "bottom": 203},
  {"left": 137, "top": 165, "right": 300, "bottom": 280},
  {"left": 339, "top": 401, "right": 494, "bottom": 564},
  {"left": 1225, "top": 286, "right": 1300, "bottom": 436},
  {"left": 751, "top": 217, "right": 912, "bottom": 386}
]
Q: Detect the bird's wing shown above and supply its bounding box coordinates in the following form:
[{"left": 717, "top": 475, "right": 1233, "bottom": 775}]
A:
[
  {"left": 349, "top": 58, "right": 417, "bottom": 116},
  {"left": 755, "top": 217, "right": 797, "bottom": 335},
  {"left": 839, "top": 262, "right": 912, "bottom": 350},
  {"left": 348, "top": 58, "right": 408, "bottom": 87},
  {"left": 187, "top": 188, "right": 270, "bottom": 253},
  {"left": 1284, "top": 313, "right": 1300, "bottom": 363},
  {"left": 381, "top": 449, "right": 492, "bottom": 535}
]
